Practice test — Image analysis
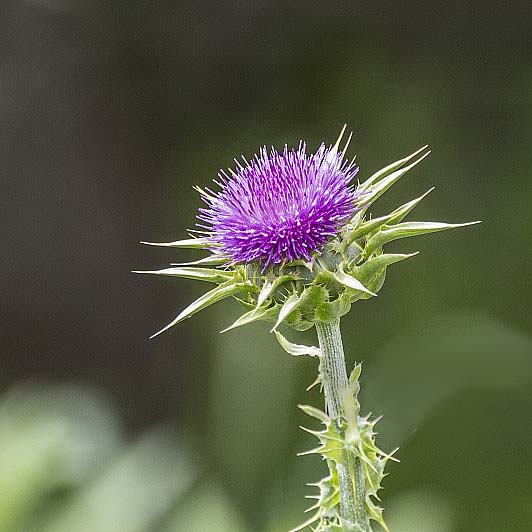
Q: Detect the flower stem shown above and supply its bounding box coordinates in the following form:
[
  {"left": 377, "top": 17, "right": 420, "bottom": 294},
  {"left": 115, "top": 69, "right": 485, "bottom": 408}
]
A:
[{"left": 315, "top": 319, "right": 369, "bottom": 530}]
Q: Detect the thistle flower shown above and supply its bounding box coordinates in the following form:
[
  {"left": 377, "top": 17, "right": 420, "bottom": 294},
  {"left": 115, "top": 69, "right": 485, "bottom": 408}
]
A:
[
  {"left": 137, "top": 127, "right": 479, "bottom": 531},
  {"left": 197, "top": 141, "right": 360, "bottom": 267},
  {"left": 137, "top": 128, "right": 477, "bottom": 337}
]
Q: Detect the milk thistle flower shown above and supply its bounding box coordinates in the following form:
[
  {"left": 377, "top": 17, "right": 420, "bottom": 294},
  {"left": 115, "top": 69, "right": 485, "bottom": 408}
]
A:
[
  {"left": 197, "top": 142, "right": 360, "bottom": 267},
  {"left": 136, "top": 126, "right": 479, "bottom": 531}
]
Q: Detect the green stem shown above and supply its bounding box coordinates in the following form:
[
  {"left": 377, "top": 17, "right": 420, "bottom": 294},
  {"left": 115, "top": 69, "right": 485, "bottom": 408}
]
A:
[{"left": 315, "top": 319, "right": 369, "bottom": 530}]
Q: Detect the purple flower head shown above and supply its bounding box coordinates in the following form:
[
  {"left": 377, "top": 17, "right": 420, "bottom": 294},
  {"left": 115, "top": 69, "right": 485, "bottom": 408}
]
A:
[{"left": 198, "top": 140, "right": 360, "bottom": 267}]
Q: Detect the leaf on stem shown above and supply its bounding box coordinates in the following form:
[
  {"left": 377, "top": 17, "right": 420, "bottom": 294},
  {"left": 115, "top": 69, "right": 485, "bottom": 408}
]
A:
[
  {"left": 140, "top": 237, "right": 211, "bottom": 249},
  {"left": 150, "top": 282, "right": 251, "bottom": 338},
  {"left": 275, "top": 331, "right": 321, "bottom": 357},
  {"left": 270, "top": 293, "right": 301, "bottom": 332},
  {"left": 364, "top": 220, "right": 481, "bottom": 257},
  {"left": 133, "top": 267, "right": 232, "bottom": 284},
  {"left": 333, "top": 269, "right": 377, "bottom": 297}
]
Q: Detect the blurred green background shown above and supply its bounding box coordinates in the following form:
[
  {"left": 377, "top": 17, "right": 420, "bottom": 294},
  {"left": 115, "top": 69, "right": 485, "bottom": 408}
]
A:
[{"left": 2, "top": 1, "right": 531, "bottom": 531}]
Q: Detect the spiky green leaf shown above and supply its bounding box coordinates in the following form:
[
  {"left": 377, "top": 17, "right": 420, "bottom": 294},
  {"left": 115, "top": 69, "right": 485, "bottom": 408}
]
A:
[
  {"left": 275, "top": 331, "right": 321, "bottom": 357},
  {"left": 333, "top": 270, "right": 377, "bottom": 297},
  {"left": 140, "top": 237, "right": 211, "bottom": 249},
  {"left": 348, "top": 188, "right": 435, "bottom": 244},
  {"left": 170, "top": 254, "right": 230, "bottom": 267},
  {"left": 150, "top": 282, "right": 252, "bottom": 338},
  {"left": 256, "top": 274, "right": 299, "bottom": 309},
  {"left": 220, "top": 306, "right": 271, "bottom": 333},
  {"left": 354, "top": 253, "right": 419, "bottom": 283},
  {"left": 358, "top": 145, "right": 429, "bottom": 191},
  {"left": 358, "top": 150, "right": 431, "bottom": 209},
  {"left": 349, "top": 364, "right": 362, "bottom": 385},
  {"left": 270, "top": 293, "right": 301, "bottom": 332},
  {"left": 133, "top": 267, "right": 232, "bottom": 283},
  {"left": 298, "top": 404, "right": 330, "bottom": 424},
  {"left": 386, "top": 188, "right": 434, "bottom": 225},
  {"left": 364, "top": 220, "right": 481, "bottom": 256}
]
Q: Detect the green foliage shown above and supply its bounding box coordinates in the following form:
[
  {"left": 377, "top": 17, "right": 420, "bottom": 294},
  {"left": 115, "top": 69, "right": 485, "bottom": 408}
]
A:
[
  {"left": 277, "top": 332, "right": 395, "bottom": 531},
  {"left": 0, "top": 384, "right": 196, "bottom": 532}
]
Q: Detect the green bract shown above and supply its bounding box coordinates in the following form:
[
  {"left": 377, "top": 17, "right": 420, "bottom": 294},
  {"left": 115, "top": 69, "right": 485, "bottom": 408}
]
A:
[{"left": 137, "top": 146, "right": 478, "bottom": 338}]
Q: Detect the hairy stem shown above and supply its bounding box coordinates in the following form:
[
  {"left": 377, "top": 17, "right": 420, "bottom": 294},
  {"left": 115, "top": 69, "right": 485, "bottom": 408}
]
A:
[{"left": 315, "top": 319, "right": 369, "bottom": 530}]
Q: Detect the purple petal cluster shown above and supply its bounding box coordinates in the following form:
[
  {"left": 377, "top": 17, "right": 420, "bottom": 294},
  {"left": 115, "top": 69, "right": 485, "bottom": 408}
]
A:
[{"left": 198, "top": 142, "right": 360, "bottom": 267}]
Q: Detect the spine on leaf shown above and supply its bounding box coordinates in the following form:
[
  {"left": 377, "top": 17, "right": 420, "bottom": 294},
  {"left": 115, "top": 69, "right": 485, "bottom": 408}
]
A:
[{"left": 278, "top": 321, "right": 395, "bottom": 532}]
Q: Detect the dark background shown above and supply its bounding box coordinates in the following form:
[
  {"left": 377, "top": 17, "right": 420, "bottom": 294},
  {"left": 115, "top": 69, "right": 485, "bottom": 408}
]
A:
[{"left": 1, "top": 2, "right": 531, "bottom": 531}]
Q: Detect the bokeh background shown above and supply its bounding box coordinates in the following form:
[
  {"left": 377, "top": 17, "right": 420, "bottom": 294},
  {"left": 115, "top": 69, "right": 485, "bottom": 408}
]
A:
[{"left": 2, "top": 1, "right": 532, "bottom": 531}]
